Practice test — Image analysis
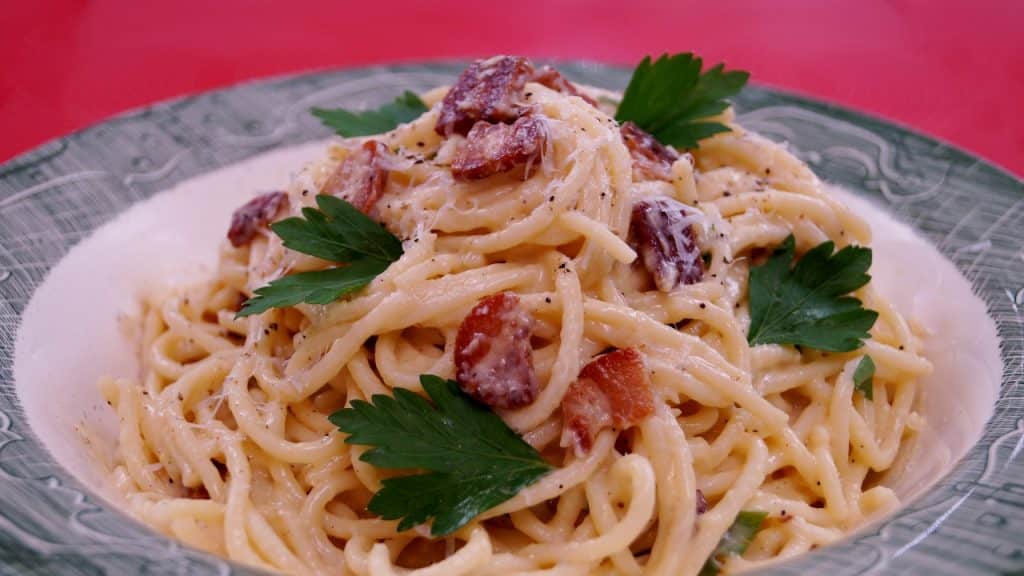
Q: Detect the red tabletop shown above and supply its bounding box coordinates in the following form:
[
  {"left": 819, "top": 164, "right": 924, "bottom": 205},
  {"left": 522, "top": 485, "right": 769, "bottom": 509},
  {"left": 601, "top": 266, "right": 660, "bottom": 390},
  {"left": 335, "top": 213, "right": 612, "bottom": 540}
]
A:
[{"left": 2, "top": 1, "right": 1021, "bottom": 176}]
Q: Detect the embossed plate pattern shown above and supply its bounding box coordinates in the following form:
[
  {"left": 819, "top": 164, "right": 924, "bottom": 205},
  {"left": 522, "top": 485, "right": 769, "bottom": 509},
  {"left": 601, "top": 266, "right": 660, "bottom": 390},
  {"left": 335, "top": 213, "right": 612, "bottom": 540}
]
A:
[{"left": 0, "top": 62, "right": 1021, "bottom": 575}]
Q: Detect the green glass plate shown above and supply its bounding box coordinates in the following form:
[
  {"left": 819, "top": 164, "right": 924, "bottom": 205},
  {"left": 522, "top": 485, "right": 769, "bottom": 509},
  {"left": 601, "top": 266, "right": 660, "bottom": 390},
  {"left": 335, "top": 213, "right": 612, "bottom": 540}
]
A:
[{"left": 0, "top": 62, "right": 1021, "bottom": 575}]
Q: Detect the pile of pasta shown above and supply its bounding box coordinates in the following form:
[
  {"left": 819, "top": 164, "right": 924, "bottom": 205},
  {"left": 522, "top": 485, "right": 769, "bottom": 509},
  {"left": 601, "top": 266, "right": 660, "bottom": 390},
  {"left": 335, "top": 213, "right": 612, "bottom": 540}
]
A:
[{"left": 101, "top": 57, "right": 931, "bottom": 575}]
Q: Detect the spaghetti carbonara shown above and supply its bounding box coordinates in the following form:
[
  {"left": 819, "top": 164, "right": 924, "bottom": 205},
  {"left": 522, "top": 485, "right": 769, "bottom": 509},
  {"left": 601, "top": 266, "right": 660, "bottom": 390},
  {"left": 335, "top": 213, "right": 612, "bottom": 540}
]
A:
[{"left": 100, "top": 56, "right": 931, "bottom": 575}]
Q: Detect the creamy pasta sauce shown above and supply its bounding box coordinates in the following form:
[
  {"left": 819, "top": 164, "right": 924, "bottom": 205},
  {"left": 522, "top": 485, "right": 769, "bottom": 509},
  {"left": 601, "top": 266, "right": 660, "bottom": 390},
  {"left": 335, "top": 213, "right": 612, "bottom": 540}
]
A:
[{"left": 14, "top": 74, "right": 1000, "bottom": 576}]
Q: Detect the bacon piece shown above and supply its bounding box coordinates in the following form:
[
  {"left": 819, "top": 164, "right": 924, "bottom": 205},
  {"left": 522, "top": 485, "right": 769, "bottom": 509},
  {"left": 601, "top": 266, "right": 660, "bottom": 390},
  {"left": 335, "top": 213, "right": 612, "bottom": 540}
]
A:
[
  {"left": 561, "top": 380, "right": 610, "bottom": 454},
  {"left": 451, "top": 115, "right": 547, "bottom": 180},
  {"left": 532, "top": 65, "right": 598, "bottom": 106},
  {"left": 561, "top": 348, "right": 654, "bottom": 454},
  {"left": 227, "top": 191, "right": 288, "bottom": 247},
  {"left": 629, "top": 196, "right": 704, "bottom": 291},
  {"left": 436, "top": 56, "right": 535, "bottom": 137},
  {"left": 620, "top": 121, "right": 680, "bottom": 181},
  {"left": 696, "top": 489, "right": 708, "bottom": 515},
  {"left": 436, "top": 57, "right": 599, "bottom": 138},
  {"left": 454, "top": 293, "right": 538, "bottom": 408},
  {"left": 324, "top": 140, "right": 389, "bottom": 213}
]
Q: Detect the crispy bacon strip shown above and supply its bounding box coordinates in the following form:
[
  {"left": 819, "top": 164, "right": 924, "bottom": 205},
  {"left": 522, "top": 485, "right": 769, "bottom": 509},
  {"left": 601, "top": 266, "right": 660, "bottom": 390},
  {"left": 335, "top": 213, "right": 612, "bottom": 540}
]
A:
[
  {"left": 532, "top": 65, "right": 598, "bottom": 106},
  {"left": 561, "top": 348, "right": 654, "bottom": 454},
  {"left": 454, "top": 293, "right": 538, "bottom": 408},
  {"left": 561, "top": 380, "right": 610, "bottom": 453},
  {"left": 629, "top": 196, "right": 704, "bottom": 291},
  {"left": 620, "top": 121, "right": 680, "bottom": 181},
  {"left": 323, "top": 140, "right": 389, "bottom": 214},
  {"left": 696, "top": 489, "right": 708, "bottom": 515},
  {"left": 451, "top": 115, "right": 547, "bottom": 180},
  {"left": 436, "top": 57, "right": 599, "bottom": 138},
  {"left": 436, "top": 56, "right": 535, "bottom": 137},
  {"left": 227, "top": 191, "right": 288, "bottom": 247}
]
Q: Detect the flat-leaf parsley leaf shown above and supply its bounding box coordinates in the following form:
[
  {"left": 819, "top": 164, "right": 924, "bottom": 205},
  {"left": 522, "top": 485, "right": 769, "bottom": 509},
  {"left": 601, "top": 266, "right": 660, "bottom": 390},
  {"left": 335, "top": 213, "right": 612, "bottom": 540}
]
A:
[
  {"left": 236, "top": 259, "right": 391, "bottom": 317},
  {"left": 312, "top": 91, "right": 428, "bottom": 137},
  {"left": 236, "top": 195, "right": 403, "bottom": 317},
  {"left": 699, "top": 510, "right": 768, "bottom": 576},
  {"left": 615, "top": 53, "right": 749, "bottom": 149},
  {"left": 329, "top": 375, "right": 552, "bottom": 536},
  {"left": 271, "top": 195, "right": 403, "bottom": 264},
  {"left": 853, "top": 355, "right": 876, "bottom": 400},
  {"left": 747, "top": 234, "right": 878, "bottom": 352}
]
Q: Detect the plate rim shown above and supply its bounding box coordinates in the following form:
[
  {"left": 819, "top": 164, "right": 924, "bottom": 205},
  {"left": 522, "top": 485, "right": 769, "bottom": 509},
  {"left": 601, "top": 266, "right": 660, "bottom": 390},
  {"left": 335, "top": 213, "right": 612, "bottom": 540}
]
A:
[{"left": 3, "top": 59, "right": 1020, "bottom": 184}]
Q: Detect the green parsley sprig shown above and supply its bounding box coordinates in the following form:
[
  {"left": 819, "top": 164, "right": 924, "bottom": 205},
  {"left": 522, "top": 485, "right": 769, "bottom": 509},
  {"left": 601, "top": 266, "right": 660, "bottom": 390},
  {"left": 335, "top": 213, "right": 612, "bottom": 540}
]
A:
[
  {"left": 747, "top": 235, "right": 878, "bottom": 352},
  {"left": 271, "top": 194, "right": 403, "bottom": 263},
  {"left": 853, "top": 355, "right": 876, "bottom": 400},
  {"left": 330, "top": 375, "right": 552, "bottom": 536},
  {"left": 699, "top": 510, "right": 768, "bottom": 576},
  {"left": 312, "top": 91, "right": 428, "bottom": 137},
  {"left": 615, "top": 53, "right": 749, "bottom": 149},
  {"left": 236, "top": 195, "right": 402, "bottom": 317}
]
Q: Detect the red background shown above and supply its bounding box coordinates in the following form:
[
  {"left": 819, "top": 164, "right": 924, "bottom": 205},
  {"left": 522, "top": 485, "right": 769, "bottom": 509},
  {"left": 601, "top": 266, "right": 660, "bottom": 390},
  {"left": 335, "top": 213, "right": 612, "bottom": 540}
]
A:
[{"left": 2, "top": 1, "right": 1021, "bottom": 175}]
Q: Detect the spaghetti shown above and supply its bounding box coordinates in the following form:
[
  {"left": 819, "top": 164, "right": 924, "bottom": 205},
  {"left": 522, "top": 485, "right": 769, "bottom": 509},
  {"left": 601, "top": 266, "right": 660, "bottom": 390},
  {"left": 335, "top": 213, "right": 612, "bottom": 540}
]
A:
[{"left": 100, "top": 58, "right": 930, "bottom": 575}]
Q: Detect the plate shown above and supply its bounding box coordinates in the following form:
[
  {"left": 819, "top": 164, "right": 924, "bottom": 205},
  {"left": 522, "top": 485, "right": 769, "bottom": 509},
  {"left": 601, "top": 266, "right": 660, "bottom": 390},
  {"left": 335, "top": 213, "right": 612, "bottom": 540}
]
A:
[{"left": 0, "top": 62, "right": 1021, "bottom": 575}]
